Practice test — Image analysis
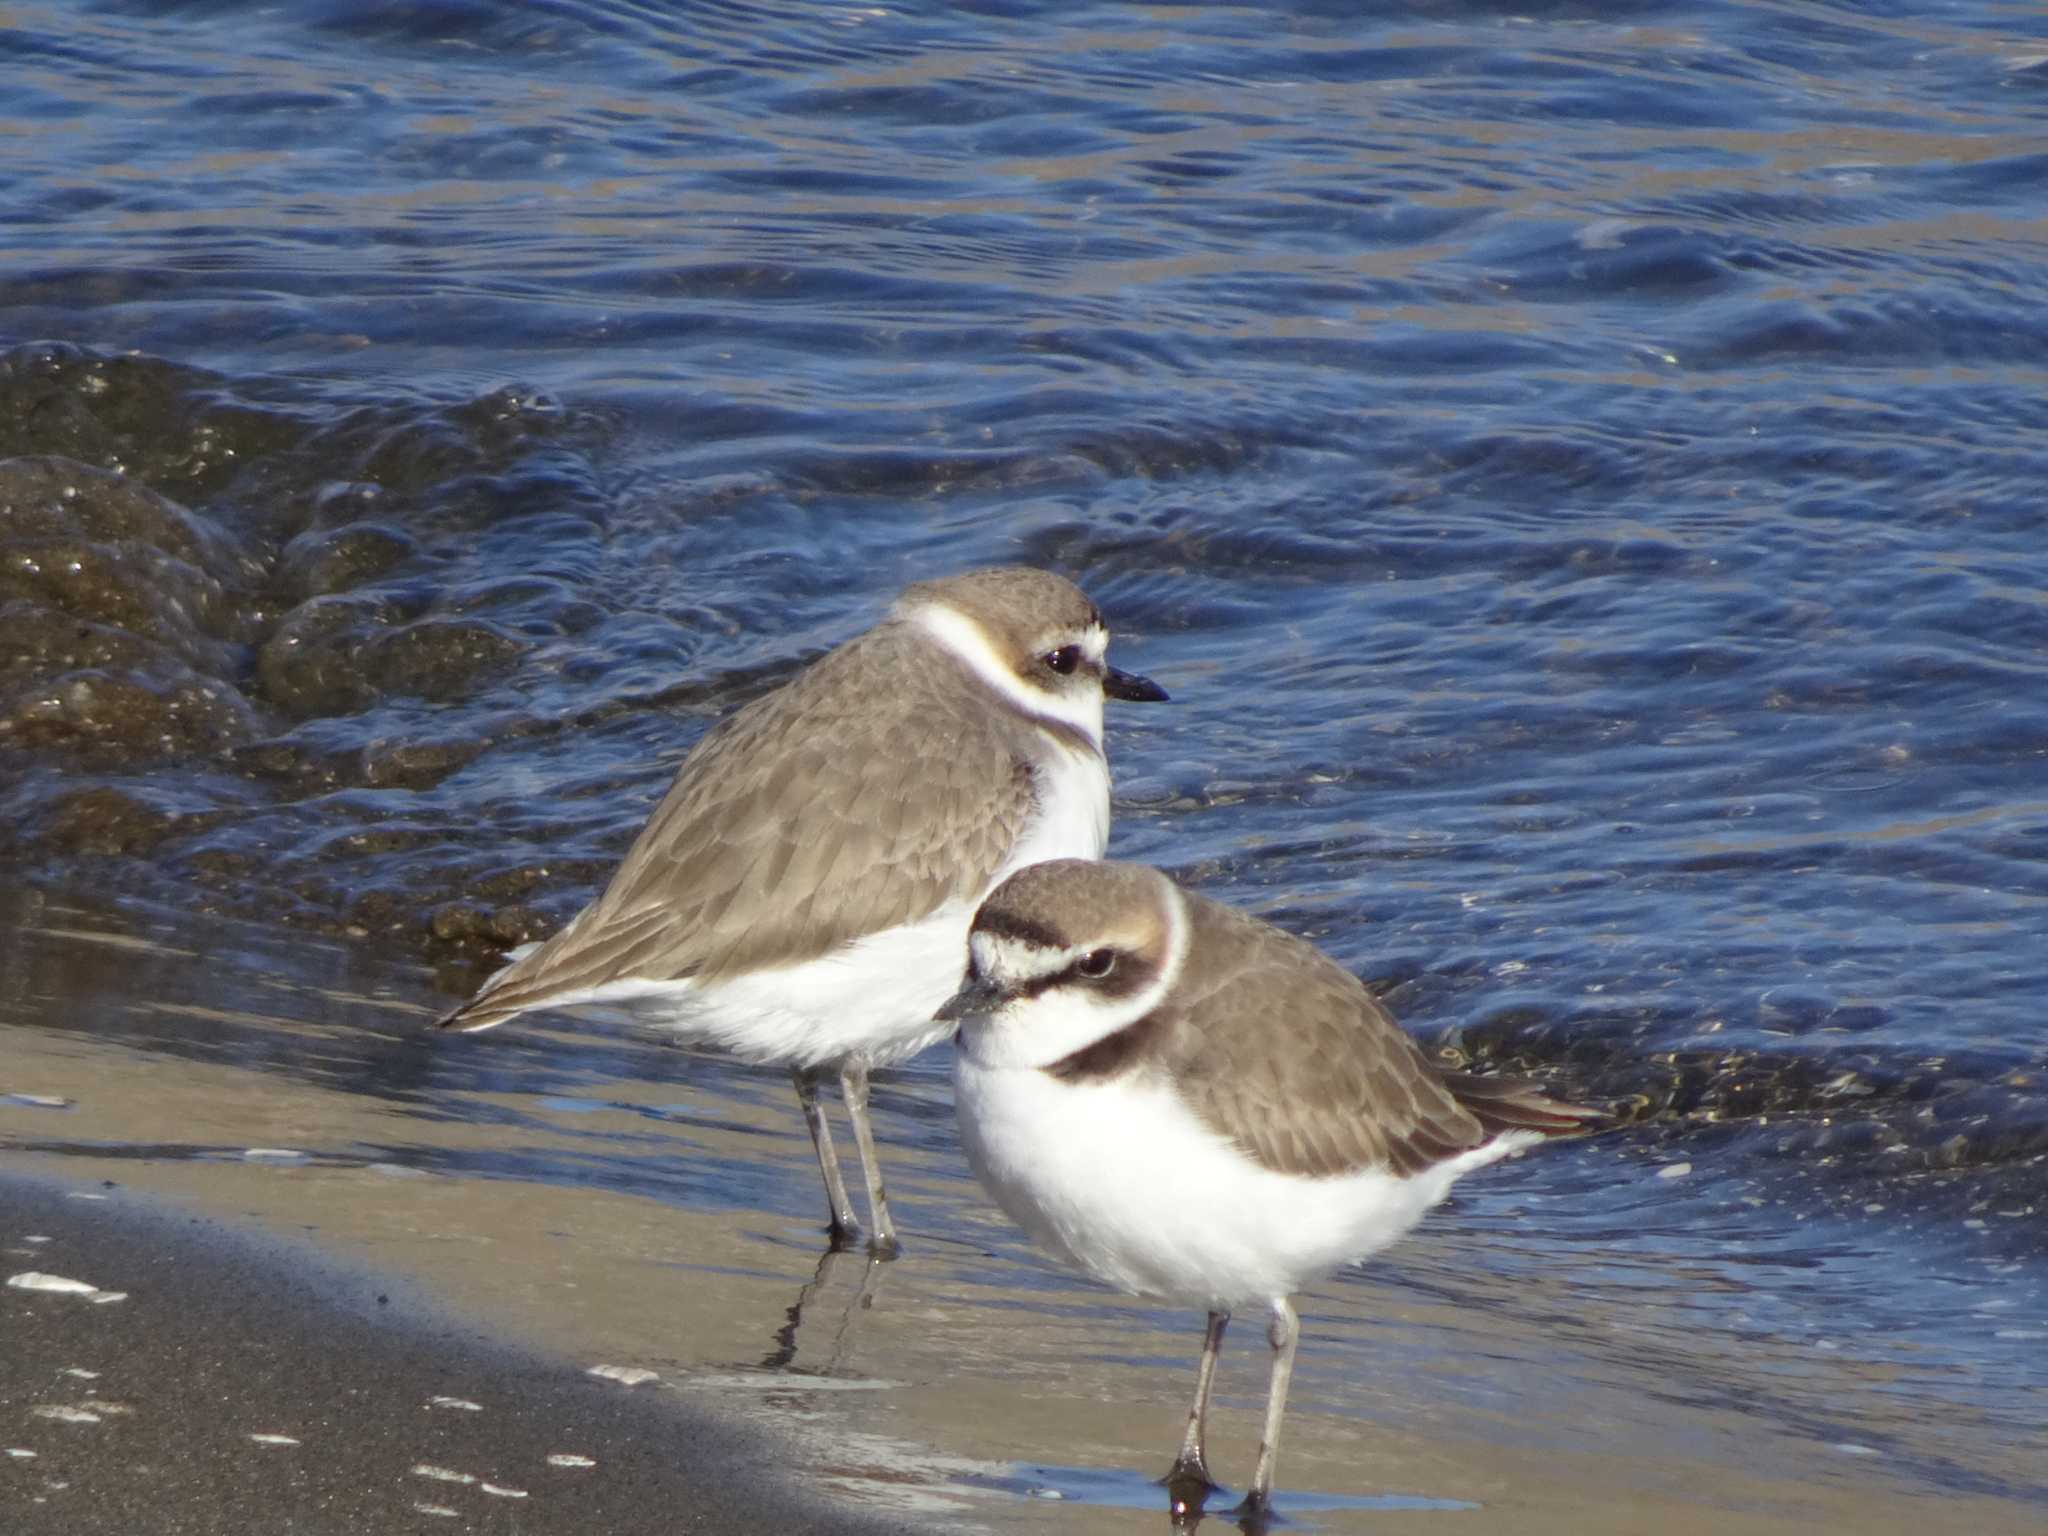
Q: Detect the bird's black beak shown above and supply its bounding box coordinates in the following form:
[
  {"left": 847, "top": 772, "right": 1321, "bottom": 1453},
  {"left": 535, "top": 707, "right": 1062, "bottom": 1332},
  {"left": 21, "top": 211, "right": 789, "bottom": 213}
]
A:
[
  {"left": 935, "top": 972, "right": 1006, "bottom": 1023},
  {"left": 1104, "top": 665, "right": 1169, "bottom": 703}
]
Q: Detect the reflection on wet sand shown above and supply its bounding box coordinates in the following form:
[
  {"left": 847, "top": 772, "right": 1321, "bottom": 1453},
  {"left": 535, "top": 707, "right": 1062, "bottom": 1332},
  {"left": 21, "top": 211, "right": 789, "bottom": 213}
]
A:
[
  {"left": 763, "top": 1248, "right": 890, "bottom": 1375},
  {"left": 3, "top": 887, "right": 2046, "bottom": 1535}
]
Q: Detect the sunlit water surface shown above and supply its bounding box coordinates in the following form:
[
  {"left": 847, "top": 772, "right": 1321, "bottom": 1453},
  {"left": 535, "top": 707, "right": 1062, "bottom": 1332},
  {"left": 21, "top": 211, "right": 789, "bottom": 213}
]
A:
[{"left": 3, "top": 0, "right": 2045, "bottom": 1528}]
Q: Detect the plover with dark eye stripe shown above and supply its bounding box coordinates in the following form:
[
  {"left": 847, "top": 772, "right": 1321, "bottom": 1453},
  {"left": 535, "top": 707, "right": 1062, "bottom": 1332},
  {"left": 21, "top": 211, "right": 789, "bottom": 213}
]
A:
[
  {"left": 937, "top": 858, "right": 1600, "bottom": 1520},
  {"left": 438, "top": 569, "right": 1168, "bottom": 1254}
]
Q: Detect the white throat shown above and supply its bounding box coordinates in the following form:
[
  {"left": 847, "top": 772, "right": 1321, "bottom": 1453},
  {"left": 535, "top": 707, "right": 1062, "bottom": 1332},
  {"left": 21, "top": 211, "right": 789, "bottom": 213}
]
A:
[
  {"left": 907, "top": 603, "right": 1105, "bottom": 751},
  {"left": 960, "top": 888, "right": 1189, "bottom": 1072}
]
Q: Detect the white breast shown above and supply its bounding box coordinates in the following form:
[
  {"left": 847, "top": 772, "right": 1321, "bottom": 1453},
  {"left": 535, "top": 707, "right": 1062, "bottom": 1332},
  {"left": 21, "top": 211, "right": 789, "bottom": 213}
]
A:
[
  {"left": 953, "top": 1056, "right": 1536, "bottom": 1309},
  {"left": 1001, "top": 735, "right": 1112, "bottom": 878}
]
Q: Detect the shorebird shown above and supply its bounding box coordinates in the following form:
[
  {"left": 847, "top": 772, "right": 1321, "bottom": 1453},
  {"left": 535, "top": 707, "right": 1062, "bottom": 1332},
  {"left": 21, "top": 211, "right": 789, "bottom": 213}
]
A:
[
  {"left": 440, "top": 569, "right": 1167, "bottom": 1253},
  {"left": 939, "top": 858, "right": 1599, "bottom": 1520}
]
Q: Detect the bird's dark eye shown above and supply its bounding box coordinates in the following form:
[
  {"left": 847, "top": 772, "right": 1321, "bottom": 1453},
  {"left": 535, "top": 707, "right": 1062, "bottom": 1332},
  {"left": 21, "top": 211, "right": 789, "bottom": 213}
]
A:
[
  {"left": 1044, "top": 645, "right": 1082, "bottom": 675},
  {"left": 1077, "top": 948, "right": 1116, "bottom": 979}
]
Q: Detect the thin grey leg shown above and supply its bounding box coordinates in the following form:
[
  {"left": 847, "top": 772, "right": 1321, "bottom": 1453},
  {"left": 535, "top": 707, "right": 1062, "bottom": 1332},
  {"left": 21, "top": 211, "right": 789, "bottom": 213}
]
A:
[
  {"left": 1240, "top": 1297, "right": 1300, "bottom": 1521},
  {"left": 790, "top": 1065, "right": 860, "bottom": 1246},
  {"left": 1164, "top": 1309, "right": 1229, "bottom": 1521},
  {"left": 1170, "top": 1310, "right": 1230, "bottom": 1485},
  {"left": 840, "top": 1061, "right": 899, "bottom": 1257}
]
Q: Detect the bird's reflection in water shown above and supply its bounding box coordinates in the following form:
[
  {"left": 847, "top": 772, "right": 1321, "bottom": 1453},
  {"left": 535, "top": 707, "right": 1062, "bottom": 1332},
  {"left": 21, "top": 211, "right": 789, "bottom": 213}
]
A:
[{"left": 760, "top": 1244, "right": 886, "bottom": 1374}]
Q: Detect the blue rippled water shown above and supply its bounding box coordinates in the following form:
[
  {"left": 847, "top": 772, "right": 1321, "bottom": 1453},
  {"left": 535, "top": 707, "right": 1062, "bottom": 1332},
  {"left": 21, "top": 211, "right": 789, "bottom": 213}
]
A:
[{"left": 3, "top": 0, "right": 2045, "bottom": 1523}]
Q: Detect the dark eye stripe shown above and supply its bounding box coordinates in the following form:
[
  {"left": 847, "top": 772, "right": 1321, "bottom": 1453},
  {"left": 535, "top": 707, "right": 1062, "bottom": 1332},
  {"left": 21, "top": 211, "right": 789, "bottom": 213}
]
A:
[
  {"left": 1090, "top": 953, "right": 1157, "bottom": 1001},
  {"left": 1013, "top": 952, "right": 1155, "bottom": 1001}
]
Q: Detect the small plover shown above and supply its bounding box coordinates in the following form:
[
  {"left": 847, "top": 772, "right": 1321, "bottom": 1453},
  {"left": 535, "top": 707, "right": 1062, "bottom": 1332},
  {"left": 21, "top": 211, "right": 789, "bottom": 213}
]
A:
[
  {"left": 939, "top": 858, "right": 1599, "bottom": 1518},
  {"left": 440, "top": 569, "right": 1167, "bottom": 1252}
]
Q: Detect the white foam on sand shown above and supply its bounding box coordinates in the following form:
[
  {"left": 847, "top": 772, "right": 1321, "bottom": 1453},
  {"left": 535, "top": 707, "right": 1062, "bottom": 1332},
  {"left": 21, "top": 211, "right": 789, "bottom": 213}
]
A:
[
  {"left": 8, "top": 1272, "right": 99, "bottom": 1295},
  {"left": 587, "top": 1364, "right": 659, "bottom": 1387},
  {"left": 7, "top": 1271, "right": 127, "bottom": 1303},
  {"left": 33, "top": 1406, "right": 101, "bottom": 1424}
]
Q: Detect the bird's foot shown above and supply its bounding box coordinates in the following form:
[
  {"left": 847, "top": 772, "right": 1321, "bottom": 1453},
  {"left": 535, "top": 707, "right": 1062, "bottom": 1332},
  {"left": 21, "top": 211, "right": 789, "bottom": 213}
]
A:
[
  {"left": 1162, "top": 1455, "right": 1224, "bottom": 1523},
  {"left": 1228, "top": 1486, "right": 1279, "bottom": 1533}
]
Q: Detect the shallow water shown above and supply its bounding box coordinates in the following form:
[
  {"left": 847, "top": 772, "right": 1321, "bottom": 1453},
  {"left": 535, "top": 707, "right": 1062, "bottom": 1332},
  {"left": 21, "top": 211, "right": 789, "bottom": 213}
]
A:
[
  {"left": 3, "top": 0, "right": 2046, "bottom": 1527},
  {"left": 4, "top": 889, "right": 2043, "bottom": 1532}
]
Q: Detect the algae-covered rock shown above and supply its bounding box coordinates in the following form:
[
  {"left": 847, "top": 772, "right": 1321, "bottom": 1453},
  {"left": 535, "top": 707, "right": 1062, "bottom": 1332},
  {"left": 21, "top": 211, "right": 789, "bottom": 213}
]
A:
[{"left": 0, "top": 455, "right": 266, "bottom": 760}]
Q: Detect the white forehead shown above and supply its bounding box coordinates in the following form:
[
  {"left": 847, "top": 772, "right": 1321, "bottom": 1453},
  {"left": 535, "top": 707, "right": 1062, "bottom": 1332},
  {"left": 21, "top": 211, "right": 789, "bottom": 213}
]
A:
[
  {"left": 909, "top": 603, "right": 1110, "bottom": 746},
  {"left": 969, "top": 931, "right": 1080, "bottom": 982}
]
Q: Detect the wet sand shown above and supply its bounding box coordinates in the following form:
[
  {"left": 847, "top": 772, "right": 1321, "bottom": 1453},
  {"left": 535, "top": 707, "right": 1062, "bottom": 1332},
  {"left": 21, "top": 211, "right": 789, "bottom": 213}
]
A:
[
  {"left": 4, "top": 887, "right": 2045, "bottom": 1536},
  {"left": 0, "top": 1171, "right": 896, "bottom": 1536}
]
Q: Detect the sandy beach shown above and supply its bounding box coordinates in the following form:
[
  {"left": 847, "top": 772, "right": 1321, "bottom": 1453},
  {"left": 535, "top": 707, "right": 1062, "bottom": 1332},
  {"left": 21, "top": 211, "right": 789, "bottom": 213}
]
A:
[
  {"left": 7, "top": 1, "right": 2048, "bottom": 1531},
  {"left": 1, "top": 1171, "right": 899, "bottom": 1535},
  {"left": 5, "top": 887, "right": 2043, "bottom": 1536}
]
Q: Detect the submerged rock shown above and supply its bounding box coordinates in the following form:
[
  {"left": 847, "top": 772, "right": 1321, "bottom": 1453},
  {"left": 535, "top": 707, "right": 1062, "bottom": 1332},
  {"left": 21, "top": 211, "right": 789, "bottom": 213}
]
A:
[
  {"left": 0, "top": 345, "right": 631, "bottom": 963},
  {"left": 0, "top": 455, "right": 266, "bottom": 757}
]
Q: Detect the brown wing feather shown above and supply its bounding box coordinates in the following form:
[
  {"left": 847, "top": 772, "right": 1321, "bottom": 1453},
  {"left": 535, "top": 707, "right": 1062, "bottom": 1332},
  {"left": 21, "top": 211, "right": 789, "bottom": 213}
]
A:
[
  {"left": 1163, "top": 893, "right": 1558, "bottom": 1178},
  {"left": 441, "top": 621, "right": 1039, "bottom": 1029},
  {"left": 1439, "top": 1072, "right": 1603, "bottom": 1138}
]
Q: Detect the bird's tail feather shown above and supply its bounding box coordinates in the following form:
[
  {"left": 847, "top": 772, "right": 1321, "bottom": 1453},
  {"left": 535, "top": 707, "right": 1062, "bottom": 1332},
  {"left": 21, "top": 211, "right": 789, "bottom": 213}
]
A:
[
  {"left": 433, "top": 939, "right": 551, "bottom": 1031},
  {"left": 1442, "top": 1071, "right": 1605, "bottom": 1139},
  {"left": 435, "top": 997, "right": 517, "bottom": 1032}
]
